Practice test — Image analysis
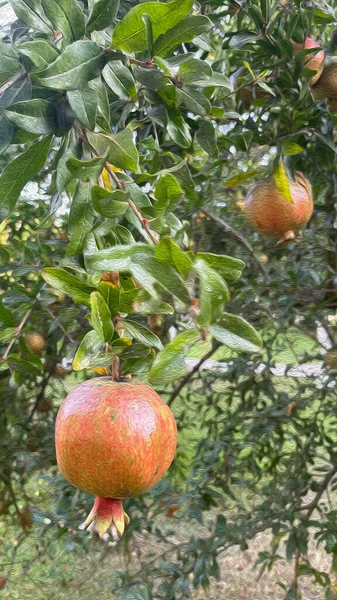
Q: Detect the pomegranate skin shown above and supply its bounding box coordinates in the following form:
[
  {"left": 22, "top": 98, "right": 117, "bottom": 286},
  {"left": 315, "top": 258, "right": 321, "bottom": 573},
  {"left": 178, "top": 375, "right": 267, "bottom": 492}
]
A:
[
  {"left": 312, "top": 57, "right": 337, "bottom": 111},
  {"left": 245, "top": 172, "right": 313, "bottom": 240},
  {"left": 55, "top": 378, "right": 177, "bottom": 499}
]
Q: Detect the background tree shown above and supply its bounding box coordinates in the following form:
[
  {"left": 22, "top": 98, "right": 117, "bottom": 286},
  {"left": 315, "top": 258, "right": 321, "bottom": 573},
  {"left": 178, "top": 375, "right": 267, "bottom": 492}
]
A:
[{"left": 0, "top": 0, "right": 337, "bottom": 598}]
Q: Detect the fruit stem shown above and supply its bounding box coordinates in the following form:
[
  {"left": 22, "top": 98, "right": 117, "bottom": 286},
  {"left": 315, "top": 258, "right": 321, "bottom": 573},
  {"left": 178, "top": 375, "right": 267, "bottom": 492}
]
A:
[
  {"left": 112, "top": 355, "right": 120, "bottom": 381},
  {"left": 83, "top": 497, "right": 130, "bottom": 537}
]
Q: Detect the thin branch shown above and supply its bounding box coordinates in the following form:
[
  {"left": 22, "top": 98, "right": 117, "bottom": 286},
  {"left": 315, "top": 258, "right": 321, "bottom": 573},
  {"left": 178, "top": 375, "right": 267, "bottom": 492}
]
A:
[
  {"left": 0, "top": 71, "right": 27, "bottom": 97},
  {"left": 167, "top": 342, "right": 221, "bottom": 407},
  {"left": 45, "top": 307, "right": 75, "bottom": 343},
  {"left": 301, "top": 463, "right": 337, "bottom": 518},
  {"left": 200, "top": 208, "right": 267, "bottom": 275},
  {"left": 293, "top": 547, "right": 300, "bottom": 600},
  {"left": 29, "top": 372, "right": 53, "bottom": 419},
  {"left": 1, "top": 300, "right": 37, "bottom": 362}
]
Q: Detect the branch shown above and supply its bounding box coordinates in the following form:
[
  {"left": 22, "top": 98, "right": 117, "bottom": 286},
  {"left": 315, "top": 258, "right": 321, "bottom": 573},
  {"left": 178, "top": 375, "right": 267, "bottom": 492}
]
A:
[
  {"left": 45, "top": 307, "right": 75, "bottom": 343},
  {"left": 0, "top": 71, "right": 27, "bottom": 97},
  {"left": 29, "top": 372, "right": 53, "bottom": 419},
  {"left": 200, "top": 208, "right": 267, "bottom": 275},
  {"left": 301, "top": 463, "right": 337, "bottom": 519},
  {"left": 167, "top": 342, "right": 220, "bottom": 407},
  {"left": 1, "top": 300, "right": 37, "bottom": 362}
]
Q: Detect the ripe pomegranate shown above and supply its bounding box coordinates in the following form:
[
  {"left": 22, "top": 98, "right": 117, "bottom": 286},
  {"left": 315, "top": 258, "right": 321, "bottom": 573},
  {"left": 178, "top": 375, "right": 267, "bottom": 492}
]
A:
[
  {"left": 292, "top": 38, "right": 325, "bottom": 85},
  {"left": 312, "top": 57, "right": 337, "bottom": 111},
  {"left": 26, "top": 332, "right": 46, "bottom": 353},
  {"left": 55, "top": 378, "right": 177, "bottom": 537},
  {"left": 245, "top": 172, "right": 313, "bottom": 241}
]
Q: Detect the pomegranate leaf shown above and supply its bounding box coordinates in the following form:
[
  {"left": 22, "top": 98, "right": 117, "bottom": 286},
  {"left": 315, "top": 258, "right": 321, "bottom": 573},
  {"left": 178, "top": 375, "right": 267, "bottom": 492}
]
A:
[
  {"left": 273, "top": 162, "right": 293, "bottom": 204},
  {"left": 194, "top": 259, "right": 230, "bottom": 327},
  {"left": 42, "top": 268, "right": 96, "bottom": 307},
  {"left": 123, "top": 319, "right": 163, "bottom": 350},
  {"left": 209, "top": 313, "right": 262, "bottom": 353},
  {"left": 90, "top": 291, "right": 114, "bottom": 342},
  {"left": 149, "top": 328, "right": 200, "bottom": 385},
  {"left": 72, "top": 330, "right": 104, "bottom": 371}
]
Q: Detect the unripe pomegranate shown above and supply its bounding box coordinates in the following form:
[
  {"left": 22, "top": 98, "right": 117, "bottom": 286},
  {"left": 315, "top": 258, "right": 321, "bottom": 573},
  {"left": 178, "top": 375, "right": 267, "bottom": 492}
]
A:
[
  {"left": 55, "top": 378, "right": 177, "bottom": 537},
  {"left": 312, "top": 57, "right": 337, "bottom": 111},
  {"left": 292, "top": 38, "right": 325, "bottom": 85},
  {"left": 0, "top": 575, "right": 7, "bottom": 590},
  {"left": 26, "top": 332, "right": 46, "bottom": 353},
  {"left": 245, "top": 172, "right": 313, "bottom": 241}
]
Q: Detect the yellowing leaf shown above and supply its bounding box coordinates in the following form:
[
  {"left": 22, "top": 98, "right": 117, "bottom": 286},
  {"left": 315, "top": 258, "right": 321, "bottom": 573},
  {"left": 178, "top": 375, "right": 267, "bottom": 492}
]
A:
[
  {"left": 102, "top": 163, "right": 124, "bottom": 191},
  {"left": 273, "top": 162, "right": 293, "bottom": 204}
]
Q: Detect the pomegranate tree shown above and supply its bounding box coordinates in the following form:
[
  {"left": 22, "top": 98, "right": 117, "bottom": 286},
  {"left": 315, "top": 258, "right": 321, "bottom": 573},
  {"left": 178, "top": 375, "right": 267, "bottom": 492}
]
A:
[
  {"left": 245, "top": 172, "right": 313, "bottom": 241},
  {"left": 55, "top": 378, "right": 177, "bottom": 536}
]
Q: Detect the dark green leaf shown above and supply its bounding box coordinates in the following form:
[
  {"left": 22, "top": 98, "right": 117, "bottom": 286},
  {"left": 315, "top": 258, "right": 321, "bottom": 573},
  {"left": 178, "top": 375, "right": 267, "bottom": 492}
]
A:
[
  {"left": 18, "top": 40, "right": 59, "bottom": 70},
  {"left": 33, "top": 41, "right": 105, "bottom": 91},
  {"left": 0, "top": 299, "right": 16, "bottom": 327},
  {"left": 154, "top": 173, "right": 183, "bottom": 217},
  {"left": 142, "top": 13, "right": 154, "bottom": 58},
  {"left": 155, "top": 238, "right": 192, "bottom": 277},
  {"left": 209, "top": 313, "right": 262, "bottom": 352},
  {"left": 97, "top": 281, "right": 120, "bottom": 318},
  {"left": 178, "top": 86, "right": 211, "bottom": 116},
  {"left": 149, "top": 328, "right": 200, "bottom": 385},
  {"left": 67, "top": 156, "right": 106, "bottom": 181},
  {"left": 196, "top": 120, "right": 218, "bottom": 158},
  {"left": 87, "top": 0, "right": 120, "bottom": 33},
  {"left": 67, "top": 88, "right": 97, "bottom": 130},
  {"left": 42, "top": 267, "right": 96, "bottom": 306},
  {"left": 153, "top": 15, "right": 212, "bottom": 57},
  {"left": 196, "top": 252, "right": 244, "bottom": 280},
  {"left": 133, "top": 66, "right": 167, "bottom": 91},
  {"left": 5, "top": 99, "right": 57, "bottom": 134},
  {"left": 167, "top": 108, "right": 192, "bottom": 148},
  {"left": 0, "top": 135, "right": 51, "bottom": 221},
  {"left": 67, "top": 181, "right": 94, "bottom": 257},
  {"left": 88, "top": 77, "right": 110, "bottom": 126},
  {"left": 92, "top": 186, "right": 129, "bottom": 218},
  {"left": 178, "top": 58, "right": 212, "bottom": 84},
  {"left": 90, "top": 291, "right": 114, "bottom": 342},
  {"left": 111, "top": 0, "right": 193, "bottom": 53},
  {"left": 10, "top": 0, "right": 53, "bottom": 34},
  {"left": 194, "top": 258, "right": 229, "bottom": 326},
  {"left": 103, "top": 61, "right": 137, "bottom": 102},
  {"left": 42, "top": 0, "right": 85, "bottom": 43},
  {"left": 7, "top": 353, "right": 42, "bottom": 373}
]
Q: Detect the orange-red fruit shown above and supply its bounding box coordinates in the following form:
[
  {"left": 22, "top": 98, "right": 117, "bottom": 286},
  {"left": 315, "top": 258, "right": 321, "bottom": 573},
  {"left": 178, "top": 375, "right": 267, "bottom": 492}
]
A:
[
  {"left": 55, "top": 378, "right": 177, "bottom": 537},
  {"left": 245, "top": 173, "right": 313, "bottom": 241},
  {"left": 293, "top": 37, "right": 325, "bottom": 85}
]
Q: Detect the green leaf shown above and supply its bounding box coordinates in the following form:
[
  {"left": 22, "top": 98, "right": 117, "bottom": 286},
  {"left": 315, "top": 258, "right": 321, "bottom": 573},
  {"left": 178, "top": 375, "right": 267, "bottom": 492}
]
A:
[
  {"left": 97, "top": 281, "right": 120, "bottom": 318},
  {"left": 224, "top": 170, "right": 259, "bottom": 187},
  {"left": 0, "top": 299, "right": 16, "bottom": 327},
  {"left": 123, "top": 319, "right": 163, "bottom": 350},
  {"left": 18, "top": 40, "right": 59, "bottom": 70},
  {"left": 111, "top": 0, "right": 193, "bottom": 53},
  {"left": 0, "top": 135, "right": 52, "bottom": 221},
  {"left": 195, "top": 252, "right": 244, "bottom": 280},
  {"left": 72, "top": 330, "right": 104, "bottom": 371},
  {"left": 282, "top": 140, "right": 304, "bottom": 156},
  {"left": 0, "top": 327, "right": 17, "bottom": 344},
  {"left": 90, "top": 291, "right": 114, "bottom": 342},
  {"left": 142, "top": 13, "right": 154, "bottom": 57},
  {"left": 153, "top": 15, "right": 212, "bottom": 57},
  {"left": 273, "top": 162, "right": 293, "bottom": 204},
  {"left": 178, "top": 86, "right": 211, "bottom": 116},
  {"left": 33, "top": 41, "right": 105, "bottom": 91},
  {"left": 67, "top": 88, "right": 97, "bottom": 130},
  {"left": 178, "top": 58, "right": 212, "bottom": 84},
  {"left": 209, "top": 313, "right": 262, "bottom": 353},
  {"left": 10, "top": 0, "right": 53, "bottom": 34},
  {"left": 41, "top": 0, "right": 85, "bottom": 43},
  {"left": 42, "top": 268, "right": 96, "bottom": 306},
  {"left": 154, "top": 173, "right": 183, "bottom": 217},
  {"left": 194, "top": 258, "right": 230, "bottom": 326},
  {"left": 87, "top": 0, "right": 120, "bottom": 33},
  {"left": 85, "top": 243, "right": 190, "bottom": 304},
  {"left": 155, "top": 238, "right": 193, "bottom": 277},
  {"left": 67, "top": 156, "right": 106, "bottom": 181},
  {"left": 196, "top": 120, "right": 218, "bottom": 158},
  {"left": 88, "top": 77, "right": 110, "bottom": 126},
  {"left": 87, "top": 128, "right": 139, "bottom": 172},
  {"left": 7, "top": 353, "right": 42, "bottom": 374},
  {"left": 5, "top": 99, "right": 57, "bottom": 134},
  {"left": 167, "top": 108, "right": 192, "bottom": 148},
  {"left": 149, "top": 328, "right": 200, "bottom": 385},
  {"left": 92, "top": 186, "right": 129, "bottom": 218},
  {"left": 102, "top": 61, "right": 137, "bottom": 102},
  {"left": 133, "top": 66, "right": 167, "bottom": 91},
  {"left": 67, "top": 181, "right": 94, "bottom": 257}
]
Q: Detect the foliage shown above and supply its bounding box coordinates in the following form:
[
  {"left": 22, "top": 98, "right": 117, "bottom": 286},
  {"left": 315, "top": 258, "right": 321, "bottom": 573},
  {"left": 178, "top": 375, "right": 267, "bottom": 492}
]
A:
[{"left": 0, "top": 0, "right": 337, "bottom": 598}]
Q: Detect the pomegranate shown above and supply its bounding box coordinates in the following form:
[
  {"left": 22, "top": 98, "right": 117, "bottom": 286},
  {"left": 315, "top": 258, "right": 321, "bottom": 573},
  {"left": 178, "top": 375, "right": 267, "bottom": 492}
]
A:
[
  {"left": 55, "top": 378, "right": 177, "bottom": 537},
  {"left": 292, "top": 38, "right": 325, "bottom": 85},
  {"left": 312, "top": 57, "right": 337, "bottom": 111},
  {"left": 26, "top": 332, "right": 46, "bottom": 353},
  {"left": 245, "top": 172, "right": 313, "bottom": 241}
]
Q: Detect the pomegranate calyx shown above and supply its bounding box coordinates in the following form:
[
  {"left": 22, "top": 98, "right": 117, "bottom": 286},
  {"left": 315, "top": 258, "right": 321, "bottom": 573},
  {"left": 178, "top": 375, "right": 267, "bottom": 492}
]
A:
[{"left": 83, "top": 497, "right": 130, "bottom": 537}]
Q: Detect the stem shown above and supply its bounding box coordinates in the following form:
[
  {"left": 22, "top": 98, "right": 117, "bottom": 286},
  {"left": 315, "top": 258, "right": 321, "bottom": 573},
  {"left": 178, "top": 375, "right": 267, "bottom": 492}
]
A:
[
  {"left": 112, "top": 355, "right": 120, "bottom": 381},
  {"left": 293, "top": 547, "right": 300, "bottom": 599},
  {"left": 301, "top": 463, "right": 337, "bottom": 518},
  {"left": 29, "top": 372, "right": 53, "bottom": 419},
  {"left": 45, "top": 307, "right": 75, "bottom": 343},
  {"left": 167, "top": 342, "right": 220, "bottom": 407},
  {"left": 200, "top": 209, "right": 267, "bottom": 275},
  {"left": 1, "top": 301, "right": 37, "bottom": 362},
  {"left": 0, "top": 71, "right": 27, "bottom": 97}
]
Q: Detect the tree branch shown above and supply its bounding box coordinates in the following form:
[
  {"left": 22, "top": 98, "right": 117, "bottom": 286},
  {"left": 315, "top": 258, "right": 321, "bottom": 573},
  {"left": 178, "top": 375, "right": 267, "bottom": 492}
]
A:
[
  {"left": 167, "top": 342, "right": 220, "bottom": 407},
  {"left": 45, "top": 307, "right": 75, "bottom": 343},
  {"left": 1, "top": 300, "right": 37, "bottom": 362},
  {"left": 200, "top": 208, "right": 267, "bottom": 275},
  {"left": 0, "top": 71, "right": 27, "bottom": 97}
]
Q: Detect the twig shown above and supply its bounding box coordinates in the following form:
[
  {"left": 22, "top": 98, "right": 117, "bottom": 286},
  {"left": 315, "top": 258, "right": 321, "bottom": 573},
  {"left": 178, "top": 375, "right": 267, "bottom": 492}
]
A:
[
  {"left": 301, "top": 463, "right": 337, "bottom": 518},
  {"left": 1, "top": 301, "right": 37, "bottom": 361},
  {"left": 293, "top": 547, "right": 300, "bottom": 599},
  {"left": 45, "top": 307, "right": 75, "bottom": 343},
  {"left": 0, "top": 71, "right": 27, "bottom": 97},
  {"left": 167, "top": 342, "right": 220, "bottom": 407},
  {"left": 29, "top": 372, "right": 52, "bottom": 419},
  {"left": 105, "top": 163, "right": 158, "bottom": 245},
  {"left": 200, "top": 209, "right": 267, "bottom": 275}
]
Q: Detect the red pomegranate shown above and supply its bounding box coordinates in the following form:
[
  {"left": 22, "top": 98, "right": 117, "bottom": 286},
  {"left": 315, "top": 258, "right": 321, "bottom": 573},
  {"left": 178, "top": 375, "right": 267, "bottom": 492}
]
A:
[
  {"left": 245, "top": 172, "right": 313, "bottom": 241},
  {"left": 312, "top": 57, "right": 337, "bottom": 111},
  {"left": 55, "top": 378, "right": 177, "bottom": 537},
  {"left": 292, "top": 37, "right": 325, "bottom": 85}
]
